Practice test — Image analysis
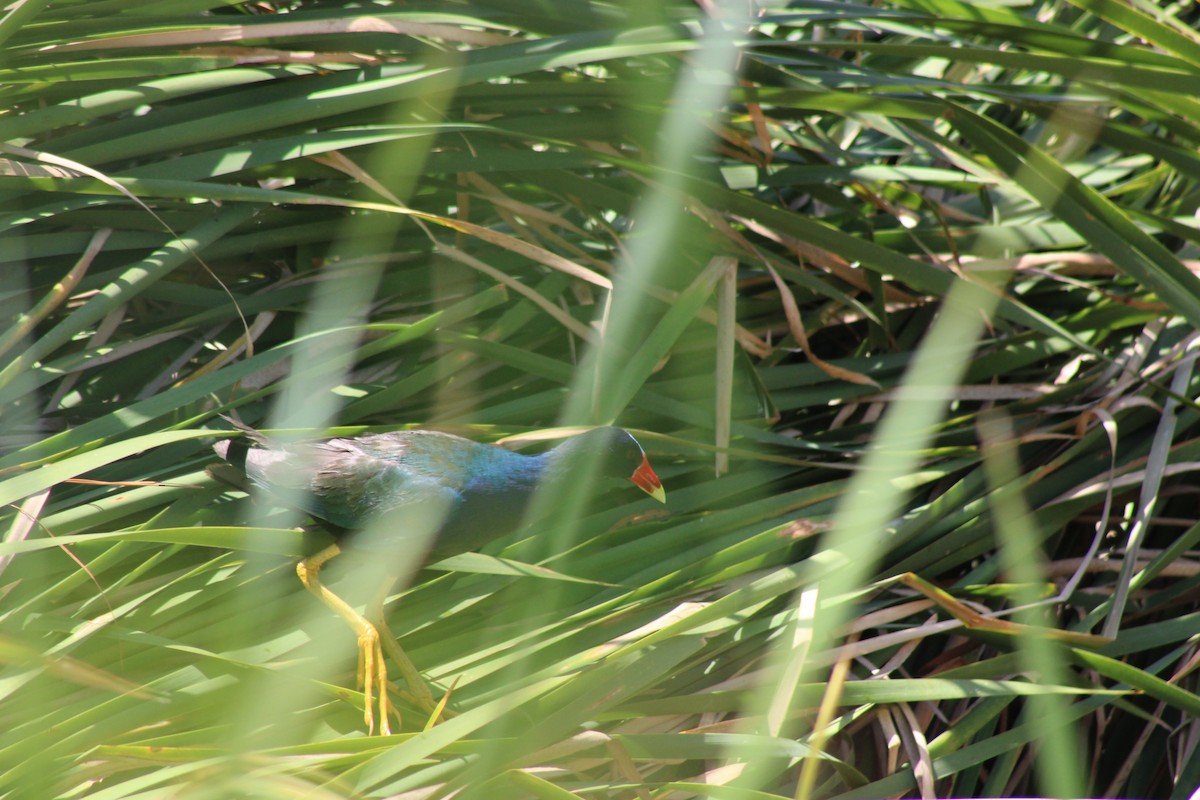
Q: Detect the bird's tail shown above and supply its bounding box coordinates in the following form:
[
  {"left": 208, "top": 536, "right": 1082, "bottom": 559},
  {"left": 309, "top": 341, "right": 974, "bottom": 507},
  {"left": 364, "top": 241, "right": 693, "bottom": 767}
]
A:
[
  {"left": 219, "top": 414, "right": 273, "bottom": 445},
  {"left": 211, "top": 414, "right": 272, "bottom": 474}
]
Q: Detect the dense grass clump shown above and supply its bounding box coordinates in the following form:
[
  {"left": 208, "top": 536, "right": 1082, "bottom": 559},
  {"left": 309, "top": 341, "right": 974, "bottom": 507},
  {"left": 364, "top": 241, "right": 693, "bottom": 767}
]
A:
[{"left": 3, "top": 1, "right": 1200, "bottom": 797}]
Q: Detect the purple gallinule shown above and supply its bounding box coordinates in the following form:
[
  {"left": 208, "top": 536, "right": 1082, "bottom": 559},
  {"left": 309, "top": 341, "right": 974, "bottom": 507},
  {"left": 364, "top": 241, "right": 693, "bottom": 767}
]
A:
[{"left": 212, "top": 421, "right": 665, "bottom": 734}]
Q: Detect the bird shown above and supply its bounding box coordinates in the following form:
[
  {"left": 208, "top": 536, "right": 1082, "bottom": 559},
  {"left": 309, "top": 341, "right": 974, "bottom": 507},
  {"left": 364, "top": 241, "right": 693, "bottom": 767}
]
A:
[{"left": 211, "top": 420, "right": 666, "bottom": 734}]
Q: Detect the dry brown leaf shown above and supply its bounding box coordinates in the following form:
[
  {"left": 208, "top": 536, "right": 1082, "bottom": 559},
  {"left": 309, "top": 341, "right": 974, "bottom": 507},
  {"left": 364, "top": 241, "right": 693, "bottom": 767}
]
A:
[{"left": 766, "top": 263, "right": 880, "bottom": 388}]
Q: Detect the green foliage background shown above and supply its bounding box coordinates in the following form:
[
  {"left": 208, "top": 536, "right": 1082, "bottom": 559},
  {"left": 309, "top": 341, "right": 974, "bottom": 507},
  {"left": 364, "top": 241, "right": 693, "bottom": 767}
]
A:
[{"left": 3, "top": 0, "right": 1200, "bottom": 797}]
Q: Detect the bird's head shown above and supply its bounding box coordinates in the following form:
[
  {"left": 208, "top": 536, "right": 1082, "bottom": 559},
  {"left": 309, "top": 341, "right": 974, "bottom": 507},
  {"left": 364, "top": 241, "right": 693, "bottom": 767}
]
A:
[{"left": 552, "top": 426, "right": 666, "bottom": 503}]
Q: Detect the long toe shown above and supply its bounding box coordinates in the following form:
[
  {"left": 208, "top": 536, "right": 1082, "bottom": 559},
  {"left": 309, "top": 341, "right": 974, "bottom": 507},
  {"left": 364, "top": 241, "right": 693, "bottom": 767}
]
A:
[{"left": 358, "top": 628, "right": 392, "bottom": 735}]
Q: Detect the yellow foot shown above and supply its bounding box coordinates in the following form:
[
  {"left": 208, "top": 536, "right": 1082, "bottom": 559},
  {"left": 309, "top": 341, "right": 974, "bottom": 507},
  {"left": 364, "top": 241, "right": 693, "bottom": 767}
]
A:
[
  {"left": 357, "top": 624, "right": 394, "bottom": 735},
  {"left": 296, "top": 545, "right": 401, "bottom": 736}
]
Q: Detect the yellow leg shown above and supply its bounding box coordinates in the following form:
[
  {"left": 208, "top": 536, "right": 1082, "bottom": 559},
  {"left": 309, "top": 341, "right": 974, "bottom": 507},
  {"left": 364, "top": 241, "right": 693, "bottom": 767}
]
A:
[
  {"left": 366, "top": 577, "right": 439, "bottom": 715},
  {"left": 296, "top": 544, "right": 392, "bottom": 735}
]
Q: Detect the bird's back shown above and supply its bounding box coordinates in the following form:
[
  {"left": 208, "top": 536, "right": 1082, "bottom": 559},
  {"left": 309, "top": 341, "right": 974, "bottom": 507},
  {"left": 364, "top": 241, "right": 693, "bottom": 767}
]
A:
[{"left": 216, "top": 428, "right": 545, "bottom": 557}]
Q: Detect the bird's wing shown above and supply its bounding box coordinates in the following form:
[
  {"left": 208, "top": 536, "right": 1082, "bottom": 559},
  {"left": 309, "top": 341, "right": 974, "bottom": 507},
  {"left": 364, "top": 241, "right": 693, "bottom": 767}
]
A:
[{"left": 284, "top": 436, "right": 457, "bottom": 528}]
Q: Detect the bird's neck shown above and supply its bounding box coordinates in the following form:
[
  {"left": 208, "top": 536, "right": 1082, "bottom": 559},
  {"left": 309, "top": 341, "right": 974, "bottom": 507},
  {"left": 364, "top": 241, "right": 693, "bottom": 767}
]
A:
[{"left": 475, "top": 435, "right": 598, "bottom": 498}]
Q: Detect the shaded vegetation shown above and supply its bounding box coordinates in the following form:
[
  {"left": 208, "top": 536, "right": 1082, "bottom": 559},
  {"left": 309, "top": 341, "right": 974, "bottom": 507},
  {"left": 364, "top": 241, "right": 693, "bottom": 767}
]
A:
[{"left": 2, "top": 0, "right": 1200, "bottom": 797}]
